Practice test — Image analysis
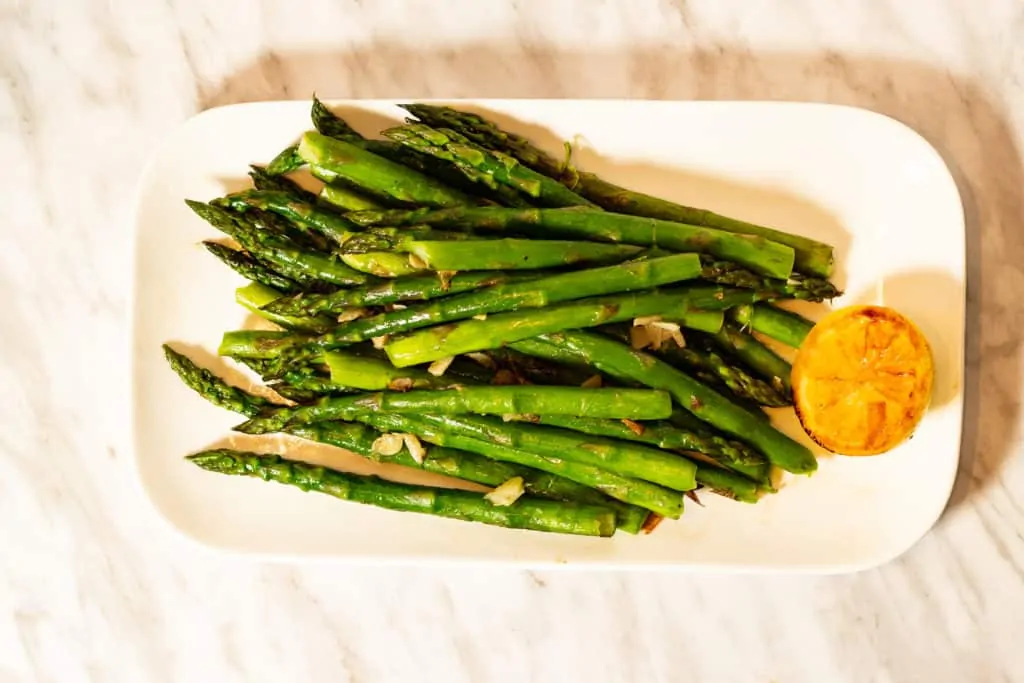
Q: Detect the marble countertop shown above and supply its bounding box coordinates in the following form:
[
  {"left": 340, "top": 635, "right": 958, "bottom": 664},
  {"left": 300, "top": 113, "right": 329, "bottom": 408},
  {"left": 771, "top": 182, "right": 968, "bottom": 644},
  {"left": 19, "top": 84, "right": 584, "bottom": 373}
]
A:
[{"left": 5, "top": 1, "right": 1023, "bottom": 680}]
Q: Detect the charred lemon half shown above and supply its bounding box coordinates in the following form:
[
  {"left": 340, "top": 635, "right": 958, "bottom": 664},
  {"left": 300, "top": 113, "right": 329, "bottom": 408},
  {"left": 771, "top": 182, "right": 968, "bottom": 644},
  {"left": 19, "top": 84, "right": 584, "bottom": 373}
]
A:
[{"left": 791, "top": 305, "right": 934, "bottom": 456}]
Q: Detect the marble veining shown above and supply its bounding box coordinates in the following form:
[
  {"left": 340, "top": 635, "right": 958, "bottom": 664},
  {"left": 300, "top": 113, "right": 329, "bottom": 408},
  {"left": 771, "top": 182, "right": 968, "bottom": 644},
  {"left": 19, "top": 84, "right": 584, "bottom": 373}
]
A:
[{"left": 3, "top": 0, "right": 1024, "bottom": 681}]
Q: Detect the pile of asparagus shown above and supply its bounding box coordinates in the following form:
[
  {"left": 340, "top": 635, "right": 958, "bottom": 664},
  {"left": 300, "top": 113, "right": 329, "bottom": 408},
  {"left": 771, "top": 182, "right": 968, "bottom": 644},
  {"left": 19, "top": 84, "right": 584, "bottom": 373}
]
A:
[{"left": 168, "top": 97, "right": 840, "bottom": 538}]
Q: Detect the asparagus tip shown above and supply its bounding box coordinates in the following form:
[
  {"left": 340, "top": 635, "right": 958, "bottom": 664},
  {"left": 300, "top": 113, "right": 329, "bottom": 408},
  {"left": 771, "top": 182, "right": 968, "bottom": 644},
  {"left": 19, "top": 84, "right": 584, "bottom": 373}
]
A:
[
  {"left": 232, "top": 415, "right": 281, "bottom": 435},
  {"left": 186, "top": 449, "right": 244, "bottom": 474}
]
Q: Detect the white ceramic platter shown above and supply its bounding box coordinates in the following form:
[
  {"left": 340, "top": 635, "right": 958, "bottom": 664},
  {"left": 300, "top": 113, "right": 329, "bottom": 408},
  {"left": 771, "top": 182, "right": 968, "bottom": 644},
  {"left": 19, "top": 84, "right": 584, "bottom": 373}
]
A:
[{"left": 131, "top": 100, "right": 965, "bottom": 571}]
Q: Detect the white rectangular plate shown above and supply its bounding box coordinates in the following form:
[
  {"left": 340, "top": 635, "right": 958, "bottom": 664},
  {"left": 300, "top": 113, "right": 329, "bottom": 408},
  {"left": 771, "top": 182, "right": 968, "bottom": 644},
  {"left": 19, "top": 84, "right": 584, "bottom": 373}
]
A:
[{"left": 131, "top": 99, "right": 964, "bottom": 572}]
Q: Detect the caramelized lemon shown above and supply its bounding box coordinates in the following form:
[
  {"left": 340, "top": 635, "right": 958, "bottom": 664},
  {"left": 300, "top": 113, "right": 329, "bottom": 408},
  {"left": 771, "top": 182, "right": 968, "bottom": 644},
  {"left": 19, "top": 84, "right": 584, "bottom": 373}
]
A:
[{"left": 791, "top": 305, "right": 933, "bottom": 456}]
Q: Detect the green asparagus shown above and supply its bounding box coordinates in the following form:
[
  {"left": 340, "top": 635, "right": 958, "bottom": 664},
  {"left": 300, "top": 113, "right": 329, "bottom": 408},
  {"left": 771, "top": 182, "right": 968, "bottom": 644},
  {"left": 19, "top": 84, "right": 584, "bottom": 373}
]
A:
[
  {"left": 218, "top": 330, "right": 302, "bottom": 359},
  {"left": 263, "top": 271, "right": 538, "bottom": 318},
  {"left": 346, "top": 206, "right": 795, "bottom": 279},
  {"left": 190, "top": 449, "right": 617, "bottom": 536},
  {"left": 708, "top": 323, "right": 794, "bottom": 393},
  {"left": 268, "top": 374, "right": 357, "bottom": 403},
  {"left": 297, "top": 132, "right": 473, "bottom": 207},
  {"left": 382, "top": 123, "right": 594, "bottom": 208},
  {"left": 217, "top": 190, "right": 358, "bottom": 247},
  {"left": 186, "top": 200, "right": 369, "bottom": 287},
  {"left": 693, "top": 467, "right": 761, "bottom": 503},
  {"left": 319, "top": 183, "right": 384, "bottom": 211},
  {"left": 237, "top": 386, "right": 674, "bottom": 434},
  {"left": 234, "top": 283, "right": 334, "bottom": 333},
  {"left": 249, "top": 165, "right": 319, "bottom": 203},
  {"left": 287, "top": 422, "right": 648, "bottom": 533},
  {"left": 311, "top": 95, "right": 364, "bottom": 141},
  {"left": 383, "top": 288, "right": 732, "bottom": 367},
  {"left": 162, "top": 344, "right": 273, "bottom": 417},
  {"left": 360, "top": 412, "right": 684, "bottom": 517},
  {"left": 599, "top": 324, "right": 790, "bottom": 407},
  {"left": 202, "top": 241, "right": 301, "bottom": 294},
  {"left": 519, "top": 412, "right": 768, "bottom": 480},
  {"left": 400, "top": 103, "right": 834, "bottom": 277},
  {"left": 339, "top": 252, "right": 424, "bottom": 278},
  {"left": 698, "top": 257, "right": 840, "bottom": 302},
  {"left": 164, "top": 344, "right": 647, "bottom": 531},
  {"left": 324, "top": 350, "right": 470, "bottom": 391},
  {"left": 355, "top": 234, "right": 644, "bottom": 271},
  {"left": 405, "top": 413, "right": 697, "bottom": 492},
  {"left": 508, "top": 330, "right": 816, "bottom": 474},
  {"left": 731, "top": 303, "right": 816, "bottom": 348},
  {"left": 266, "top": 145, "right": 305, "bottom": 175},
  {"left": 286, "top": 255, "right": 707, "bottom": 362}
]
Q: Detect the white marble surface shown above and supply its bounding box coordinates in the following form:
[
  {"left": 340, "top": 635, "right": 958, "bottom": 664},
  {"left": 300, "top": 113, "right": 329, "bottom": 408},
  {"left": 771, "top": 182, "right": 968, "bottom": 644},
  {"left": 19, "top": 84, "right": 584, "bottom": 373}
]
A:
[{"left": 3, "top": 0, "right": 1024, "bottom": 680}]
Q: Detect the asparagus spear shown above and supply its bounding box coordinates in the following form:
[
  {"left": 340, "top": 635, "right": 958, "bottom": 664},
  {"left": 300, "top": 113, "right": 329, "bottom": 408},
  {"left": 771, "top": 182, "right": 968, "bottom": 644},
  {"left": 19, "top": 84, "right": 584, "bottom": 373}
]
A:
[
  {"left": 202, "top": 241, "right": 301, "bottom": 294},
  {"left": 270, "top": 254, "right": 705, "bottom": 368},
  {"left": 237, "top": 386, "right": 674, "bottom": 434},
  {"left": 186, "top": 201, "right": 369, "bottom": 287},
  {"left": 708, "top": 323, "right": 793, "bottom": 393},
  {"left": 340, "top": 252, "right": 425, "bottom": 278},
  {"left": 699, "top": 257, "right": 840, "bottom": 302},
  {"left": 263, "top": 271, "right": 537, "bottom": 318},
  {"left": 383, "top": 288, "right": 732, "bottom": 367},
  {"left": 600, "top": 324, "right": 790, "bottom": 407},
  {"left": 338, "top": 226, "right": 485, "bottom": 254},
  {"left": 217, "top": 190, "right": 358, "bottom": 247},
  {"left": 297, "top": 132, "right": 473, "bottom": 208},
  {"left": 512, "top": 331, "right": 816, "bottom": 474},
  {"left": 325, "top": 346, "right": 591, "bottom": 393},
  {"left": 694, "top": 467, "right": 761, "bottom": 503},
  {"left": 287, "top": 422, "right": 648, "bottom": 533},
  {"left": 234, "top": 283, "right": 335, "bottom": 333},
  {"left": 310, "top": 95, "right": 363, "bottom": 141},
  {"left": 324, "top": 350, "right": 477, "bottom": 391},
  {"left": 404, "top": 413, "right": 697, "bottom": 492},
  {"left": 346, "top": 206, "right": 795, "bottom": 279},
  {"left": 731, "top": 303, "right": 815, "bottom": 348},
  {"left": 266, "top": 145, "right": 305, "bottom": 175},
  {"left": 162, "top": 344, "right": 273, "bottom": 416},
  {"left": 360, "top": 412, "right": 684, "bottom": 518},
  {"left": 218, "top": 330, "right": 301, "bottom": 359},
  {"left": 401, "top": 103, "right": 834, "bottom": 278},
  {"left": 319, "top": 183, "right": 384, "bottom": 211},
  {"left": 249, "top": 165, "right": 319, "bottom": 203},
  {"left": 478, "top": 348, "right": 597, "bottom": 387},
  {"left": 190, "top": 449, "right": 617, "bottom": 536},
  {"left": 350, "top": 234, "right": 644, "bottom": 271},
  {"left": 382, "top": 123, "right": 594, "bottom": 208},
  {"left": 268, "top": 373, "right": 358, "bottom": 403}
]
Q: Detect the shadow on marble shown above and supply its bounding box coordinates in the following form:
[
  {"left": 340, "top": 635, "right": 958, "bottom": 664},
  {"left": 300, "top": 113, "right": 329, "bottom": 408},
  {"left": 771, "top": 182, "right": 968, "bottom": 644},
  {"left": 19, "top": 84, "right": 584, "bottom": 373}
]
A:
[{"left": 197, "top": 47, "right": 1021, "bottom": 518}]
